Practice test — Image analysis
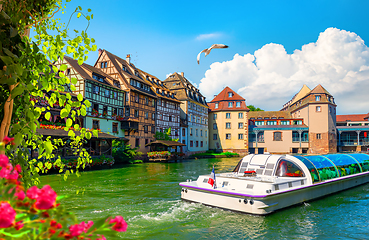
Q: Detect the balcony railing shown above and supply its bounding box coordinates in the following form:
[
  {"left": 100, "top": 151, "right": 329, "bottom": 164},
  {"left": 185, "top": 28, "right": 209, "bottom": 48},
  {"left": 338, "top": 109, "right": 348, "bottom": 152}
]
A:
[{"left": 292, "top": 137, "right": 309, "bottom": 142}]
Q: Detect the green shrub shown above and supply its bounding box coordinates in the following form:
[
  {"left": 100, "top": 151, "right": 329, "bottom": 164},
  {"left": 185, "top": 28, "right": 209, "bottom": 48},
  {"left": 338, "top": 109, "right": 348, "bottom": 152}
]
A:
[{"left": 112, "top": 140, "right": 142, "bottom": 164}]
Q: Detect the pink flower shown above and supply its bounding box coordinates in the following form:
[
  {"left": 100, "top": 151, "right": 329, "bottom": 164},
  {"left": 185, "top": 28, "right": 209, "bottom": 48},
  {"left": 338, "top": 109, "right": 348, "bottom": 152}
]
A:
[
  {"left": 34, "top": 185, "right": 57, "bottom": 210},
  {"left": 69, "top": 221, "right": 94, "bottom": 237},
  {"left": 14, "top": 221, "right": 24, "bottom": 230},
  {"left": 14, "top": 186, "right": 25, "bottom": 201},
  {"left": 3, "top": 136, "right": 14, "bottom": 145},
  {"left": 0, "top": 164, "right": 19, "bottom": 180},
  {"left": 97, "top": 235, "right": 106, "bottom": 240},
  {"left": 109, "top": 216, "right": 127, "bottom": 232},
  {"left": 26, "top": 185, "right": 57, "bottom": 210},
  {"left": 26, "top": 186, "right": 40, "bottom": 199},
  {"left": 0, "top": 202, "right": 16, "bottom": 228},
  {"left": 0, "top": 154, "right": 9, "bottom": 168}
]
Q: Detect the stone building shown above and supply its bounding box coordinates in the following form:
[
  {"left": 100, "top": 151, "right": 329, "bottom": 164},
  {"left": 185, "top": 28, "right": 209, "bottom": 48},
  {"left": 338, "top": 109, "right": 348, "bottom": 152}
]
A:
[
  {"left": 248, "top": 84, "right": 337, "bottom": 155},
  {"left": 208, "top": 87, "right": 249, "bottom": 155}
]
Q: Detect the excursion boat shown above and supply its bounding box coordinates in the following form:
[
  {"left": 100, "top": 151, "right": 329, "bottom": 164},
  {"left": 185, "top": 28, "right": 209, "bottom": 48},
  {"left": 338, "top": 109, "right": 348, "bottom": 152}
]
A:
[{"left": 179, "top": 153, "right": 369, "bottom": 215}]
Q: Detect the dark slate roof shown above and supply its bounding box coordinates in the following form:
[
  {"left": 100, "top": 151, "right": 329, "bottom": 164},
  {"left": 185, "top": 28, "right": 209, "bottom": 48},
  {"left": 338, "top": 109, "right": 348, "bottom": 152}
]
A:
[{"left": 145, "top": 140, "right": 186, "bottom": 147}]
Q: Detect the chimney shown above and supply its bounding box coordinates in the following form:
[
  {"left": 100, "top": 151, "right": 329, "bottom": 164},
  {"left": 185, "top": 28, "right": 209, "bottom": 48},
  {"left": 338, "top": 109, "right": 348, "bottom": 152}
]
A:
[
  {"left": 214, "top": 95, "right": 217, "bottom": 98},
  {"left": 180, "top": 72, "right": 184, "bottom": 77},
  {"left": 126, "top": 54, "right": 131, "bottom": 64},
  {"left": 98, "top": 48, "right": 102, "bottom": 56}
]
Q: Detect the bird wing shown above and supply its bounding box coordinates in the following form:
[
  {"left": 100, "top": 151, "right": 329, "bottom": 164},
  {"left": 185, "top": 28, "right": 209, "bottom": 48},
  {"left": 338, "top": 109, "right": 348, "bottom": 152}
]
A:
[
  {"left": 197, "top": 48, "right": 209, "bottom": 64},
  {"left": 211, "top": 44, "right": 229, "bottom": 49}
]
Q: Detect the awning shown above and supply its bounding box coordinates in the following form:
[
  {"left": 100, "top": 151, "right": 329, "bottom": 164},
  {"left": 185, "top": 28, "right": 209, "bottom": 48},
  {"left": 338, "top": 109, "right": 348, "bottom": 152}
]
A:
[
  {"left": 37, "top": 129, "right": 119, "bottom": 139},
  {"left": 145, "top": 140, "right": 186, "bottom": 147}
]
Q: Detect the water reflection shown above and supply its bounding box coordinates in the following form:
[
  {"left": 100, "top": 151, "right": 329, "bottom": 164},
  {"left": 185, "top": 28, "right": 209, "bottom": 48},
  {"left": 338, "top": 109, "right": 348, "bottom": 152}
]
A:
[{"left": 41, "top": 157, "right": 369, "bottom": 239}]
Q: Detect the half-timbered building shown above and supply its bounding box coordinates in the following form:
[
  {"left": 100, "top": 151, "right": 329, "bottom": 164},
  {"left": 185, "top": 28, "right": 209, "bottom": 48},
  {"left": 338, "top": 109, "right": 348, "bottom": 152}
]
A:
[
  {"left": 94, "top": 50, "right": 157, "bottom": 153},
  {"left": 136, "top": 69, "right": 181, "bottom": 140},
  {"left": 163, "top": 72, "right": 209, "bottom": 153}
]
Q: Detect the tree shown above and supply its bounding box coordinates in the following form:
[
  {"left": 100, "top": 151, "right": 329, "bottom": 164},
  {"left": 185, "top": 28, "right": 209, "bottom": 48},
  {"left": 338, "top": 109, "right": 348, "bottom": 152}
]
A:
[
  {"left": 0, "top": 0, "right": 97, "bottom": 185},
  {"left": 247, "top": 105, "right": 264, "bottom": 111},
  {"left": 154, "top": 128, "right": 178, "bottom": 141}
]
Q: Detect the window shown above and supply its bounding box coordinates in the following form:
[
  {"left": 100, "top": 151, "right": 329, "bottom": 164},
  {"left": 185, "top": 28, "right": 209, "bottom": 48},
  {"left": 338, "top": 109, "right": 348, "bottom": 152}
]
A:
[
  {"left": 152, "top": 99, "right": 155, "bottom": 107},
  {"left": 93, "top": 85, "right": 99, "bottom": 94},
  {"left": 113, "top": 92, "right": 118, "bottom": 99},
  {"left": 144, "top": 125, "right": 148, "bottom": 133},
  {"left": 66, "top": 69, "right": 70, "bottom": 75},
  {"left": 215, "top": 103, "right": 219, "bottom": 109},
  {"left": 315, "top": 95, "right": 321, "bottom": 101},
  {"left": 213, "top": 134, "right": 217, "bottom": 140},
  {"left": 103, "top": 106, "right": 108, "bottom": 117},
  {"left": 145, "top": 112, "right": 148, "bottom": 119},
  {"left": 267, "top": 121, "right": 277, "bottom": 125},
  {"left": 316, "top": 133, "right": 321, "bottom": 139},
  {"left": 105, "top": 89, "right": 110, "bottom": 97},
  {"left": 152, "top": 113, "right": 155, "bottom": 120},
  {"left": 112, "top": 123, "right": 118, "bottom": 133},
  {"left": 190, "top": 128, "right": 193, "bottom": 136},
  {"left": 145, "top": 97, "right": 149, "bottom": 105},
  {"left": 228, "top": 102, "right": 233, "bottom": 108},
  {"left": 205, "top": 130, "right": 207, "bottom": 137},
  {"left": 238, "top": 113, "right": 243, "bottom": 119},
  {"left": 200, "top": 141, "right": 203, "bottom": 147},
  {"left": 226, "top": 113, "right": 231, "bottom": 119},
  {"left": 236, "top": 102, "right": 241, "bottom": 107},
  {"left": 228, "top": 92, "right": 233, "bottom": 98},
  {"left": 182, "top": 128, "right": 186, "bottom": 136},
  {"left": 196, "top": 141, "right": 199, "bottom": 147},
  {"left": 213, "top": 123, "right": 217, "bottom": 130},
  {"left": 213, "top": 114, "right": 217, "bottom": 120},
  {"left": 226, "top": 134, "right": 231, "bottom": 140},
  {"left": 190, "top": 141, "right": 193, "bottom": 147},
  {"left": 280, "top": 120, "right": 290, "bottom": 125},
  {"left": 135, "top": 95, "right": 139, "bottom": 103},
  {"left": 316, "top": 106, "right": 321, "bottom": 112},
  {"left": 275, "top": 160, "right": 305, "bottom": 177},
  {"left": 273, "top": 132, "right": 282, "bottom": 141},
  {"left": 238, "top": 122, "right": 243, "bottom": 129},
  {"left": 200, "top": 130, "right": 203, "bottom": 137},
  {"left": 293, "top": 120, "right": 303, "bottom": 125},
  {"left": 226, "top": 122, "right": 231, "bottom": 129},
  {"left": 238, "top": 134, "right": 243, "bottom": 140},
  {"left": 151, "top": 126, "right": 155, "bottom": 133},
  {"left": 134, "top": 109, "right": 139, "bottom": 118},
  {"left": 92, "top": 120, "right": 99, "bottom": 130},
  {"left": 196, "top": 129, "right": 198, "bottom": 136},
  {"left": 135, "top": 138, "right": 140, "bottom": 148},
  {"left": 255, "top": 121, "right": 264, "bottom": 126}
]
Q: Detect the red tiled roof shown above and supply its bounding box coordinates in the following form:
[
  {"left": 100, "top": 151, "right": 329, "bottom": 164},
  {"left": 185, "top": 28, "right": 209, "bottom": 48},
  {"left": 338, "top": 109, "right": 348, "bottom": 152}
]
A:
[
  {"left": 209, "top": 87, "right": 248, "bottom": 111},
  {"left": 211, "top": 86, "right": 245, "bottom": 102},
  {"left": 310, "top": 84, "right": 332, "bottom": 96},
  {"left": 336, "top": 114, "right": 368, "bottom": 122}
]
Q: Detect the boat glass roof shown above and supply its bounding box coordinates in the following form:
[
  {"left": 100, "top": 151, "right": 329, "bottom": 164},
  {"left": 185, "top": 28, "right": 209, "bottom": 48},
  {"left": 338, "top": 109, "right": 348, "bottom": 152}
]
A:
[{"left": 294, "top": 153, "right": 369, "bottom": 183}]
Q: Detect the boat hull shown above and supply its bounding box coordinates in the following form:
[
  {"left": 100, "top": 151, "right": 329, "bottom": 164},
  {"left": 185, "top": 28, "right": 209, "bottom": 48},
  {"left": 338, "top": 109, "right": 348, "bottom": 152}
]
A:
[{"left": 180, "top": 171, "right": 369, "bottom": 215}]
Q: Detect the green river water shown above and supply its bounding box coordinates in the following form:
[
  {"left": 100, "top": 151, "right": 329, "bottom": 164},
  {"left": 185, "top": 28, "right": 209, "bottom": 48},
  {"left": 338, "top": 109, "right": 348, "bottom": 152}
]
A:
[{"left": 40, "top": 157, "right": 369, "bottom": 239}]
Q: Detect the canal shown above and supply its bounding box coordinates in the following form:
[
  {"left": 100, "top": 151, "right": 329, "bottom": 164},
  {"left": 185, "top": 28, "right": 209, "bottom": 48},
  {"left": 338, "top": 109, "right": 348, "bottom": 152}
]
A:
[{"left": 41, "top": 157, "right": 369, "bottom": 239}]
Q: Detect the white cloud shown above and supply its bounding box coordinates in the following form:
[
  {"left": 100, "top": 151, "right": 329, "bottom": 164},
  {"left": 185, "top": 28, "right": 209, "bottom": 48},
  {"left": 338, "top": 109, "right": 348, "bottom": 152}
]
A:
[
  {"left": 198, "top": 28, "right": 369, "bottom": 114},
  {"left": 196, "top": 33, "right": 222, "bottom": 41}
]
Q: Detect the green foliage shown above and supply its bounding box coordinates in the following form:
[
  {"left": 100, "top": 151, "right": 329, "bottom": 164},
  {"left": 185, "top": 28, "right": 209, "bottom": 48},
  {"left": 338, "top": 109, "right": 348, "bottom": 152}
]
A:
[
  {"left": 112, "top": 140, "right": 142, "bottom": 164},
  {"left": 0, "top": 0, "right": 97, "bottom": 186},
  {"left": 154, "top": 127, "right": 179, "bottom": 141},
  {"left": 247, "top": 105, "right": 264, "bottom": 111}
]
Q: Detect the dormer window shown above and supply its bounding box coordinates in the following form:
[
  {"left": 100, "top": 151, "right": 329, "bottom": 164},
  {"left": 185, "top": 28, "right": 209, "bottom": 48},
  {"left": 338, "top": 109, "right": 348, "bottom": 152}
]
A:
[
  {"left": 101, "top": 62, "right": 107, "bottom": 68},
  {"left": 228, "top": 102, "right": 233, "bottom": 108},
  {"left": 122, "top": 65, "right": 126, "bottom": 71},
  {"left": 215, "top": 103, "right": 219, "bottom": 109},
  {"left": 228, "top": 92, "right": 233, "bottom": 98},
  {"left": 135, "top": 71, "right": 139, "bottom": 77},
  {"left": 236, "top": 102, "right": 241, "bottom": 107},
  {"left": 92, "top": 74, "right": 104, "bottom": 83},
  {"left": 315, "top": 95, "right": 321, "bottom": 101}
]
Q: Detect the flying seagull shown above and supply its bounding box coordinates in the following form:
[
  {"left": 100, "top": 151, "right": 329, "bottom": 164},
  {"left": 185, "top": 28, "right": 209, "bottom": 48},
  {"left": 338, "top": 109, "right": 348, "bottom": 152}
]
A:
[{"left": 197, "top": 44, "right": 228, "bottom": 64}]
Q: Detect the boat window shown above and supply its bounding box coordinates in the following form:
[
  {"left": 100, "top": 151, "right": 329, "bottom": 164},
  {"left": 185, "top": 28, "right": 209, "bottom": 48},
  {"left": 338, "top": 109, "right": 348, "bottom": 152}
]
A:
[
  {"left": 264, "top": 170, "right": 273, "bottom": 176},
  {"left": 275, "top": 160, "right": 305, "bottom": 177},
  {"left": 295, "top": 155, "right": 338, "bottom": 181},
  {"left": 294, "top": 156, "right": 320, "bottom": 183},
  {"left": 325, "top": 154, "right": 361, "bottom": 176}
]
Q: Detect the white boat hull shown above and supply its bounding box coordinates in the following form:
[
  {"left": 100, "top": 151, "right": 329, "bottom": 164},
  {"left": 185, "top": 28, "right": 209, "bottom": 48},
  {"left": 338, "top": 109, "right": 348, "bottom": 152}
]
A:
[{"left": 180, "top": 171, "right": 369, "bottom": 215}]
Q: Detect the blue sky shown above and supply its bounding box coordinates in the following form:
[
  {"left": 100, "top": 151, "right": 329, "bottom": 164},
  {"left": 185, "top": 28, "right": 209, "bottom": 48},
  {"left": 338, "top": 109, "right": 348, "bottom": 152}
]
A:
[{"left": 54, "top": 0, "right": 369, "bottom": 114}]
